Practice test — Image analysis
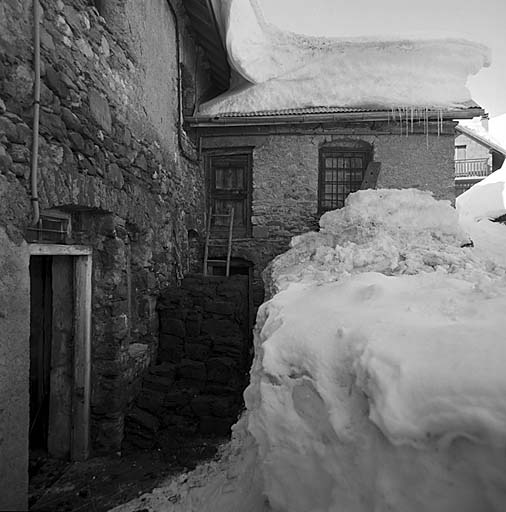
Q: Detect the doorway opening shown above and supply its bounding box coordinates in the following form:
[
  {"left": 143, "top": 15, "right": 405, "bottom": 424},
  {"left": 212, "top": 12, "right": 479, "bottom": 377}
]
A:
[{"left": 28, "top": 244, "right": 92, "bottom": 464}]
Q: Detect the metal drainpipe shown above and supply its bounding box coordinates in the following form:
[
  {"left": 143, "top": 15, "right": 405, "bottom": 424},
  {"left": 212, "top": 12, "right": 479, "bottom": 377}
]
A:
[
  {"left": 166, "top": 0, "right": 198, "bottom": 163},
  {"left": 31, "top": 0, "right": 41, "bottom": 225}
]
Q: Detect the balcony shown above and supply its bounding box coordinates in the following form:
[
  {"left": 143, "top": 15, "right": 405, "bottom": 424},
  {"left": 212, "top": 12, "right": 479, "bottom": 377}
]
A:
[{"left": 455, "top": 158, "right": 491, "bottom": 178}]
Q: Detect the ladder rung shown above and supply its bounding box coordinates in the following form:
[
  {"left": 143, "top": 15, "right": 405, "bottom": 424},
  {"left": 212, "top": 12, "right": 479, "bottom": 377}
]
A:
[{"left": 207, "top": 259, "right": 227, "bottom": 263}]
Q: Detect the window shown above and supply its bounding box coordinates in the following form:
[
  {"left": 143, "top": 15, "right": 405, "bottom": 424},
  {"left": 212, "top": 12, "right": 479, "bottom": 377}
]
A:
[
  {"left": 318, "top": 149, "right": 371, "bottom": 213},
  {"left": 206, "top": 150, "right": 252, "bottom": 237},
  {"left": 455, "top": 145, "right": 467, "bottom": 161}
]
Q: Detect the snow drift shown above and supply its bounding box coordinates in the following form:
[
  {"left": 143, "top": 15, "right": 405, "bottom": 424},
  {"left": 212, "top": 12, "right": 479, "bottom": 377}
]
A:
[
  {"left": 199, "top": 0, "right": 490, "bottom": 115},
  {"left": 113, "top": 189, "right": 506, "bottom": 512}
]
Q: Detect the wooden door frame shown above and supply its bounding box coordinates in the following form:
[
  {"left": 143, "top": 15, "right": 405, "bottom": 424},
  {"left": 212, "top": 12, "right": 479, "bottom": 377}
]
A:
[
  {"left": 29, "top": 244, "right": 92, "bottom": 461},
  {"left": 204, "top": 147, "right": 253, "bottom": 238}
]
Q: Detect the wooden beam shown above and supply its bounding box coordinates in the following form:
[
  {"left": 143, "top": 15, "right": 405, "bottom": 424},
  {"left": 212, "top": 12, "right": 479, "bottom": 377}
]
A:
[
  {"left": 48, "top": 256, "right": 74, "bottom": 459},
  {"left": 29, "top": 244, "right": 92, "bottom": 256},
  {"left": 71, "top": 254, "right": 92, "bottom": 461}
]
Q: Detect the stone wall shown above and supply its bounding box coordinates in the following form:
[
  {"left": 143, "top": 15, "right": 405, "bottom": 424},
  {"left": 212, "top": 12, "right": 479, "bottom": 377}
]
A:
[
  {"left": 201, "top": 122, "right": 457, "bottom": 305},
  {"left": 124, "top": 275, "right": 251, "bottom": 449},
  {"left": 0, "top": 3, "right": 210, "bottom": 500},
  {"left": 0, "top": 227, "right": 30, "bottom": 512}
]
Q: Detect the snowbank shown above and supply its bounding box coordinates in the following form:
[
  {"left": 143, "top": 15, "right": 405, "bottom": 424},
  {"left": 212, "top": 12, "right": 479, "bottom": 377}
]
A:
[
  {"left": 456, "top": 163, "right": 506, "bottom": 269},
  {"left": 199, "top": 0, "right": 490, "bottom": 115},
  {"left": 457, "top": 164, "right": 506, "bottom": 222},
  {"left": 113, "top": 188, "right": 506, "bottom": 512}
]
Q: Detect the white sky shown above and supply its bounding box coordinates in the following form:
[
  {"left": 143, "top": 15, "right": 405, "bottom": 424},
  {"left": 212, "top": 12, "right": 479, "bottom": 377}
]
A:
[{"left": 260, "top": 0, "right": 506, "bottom": 117}]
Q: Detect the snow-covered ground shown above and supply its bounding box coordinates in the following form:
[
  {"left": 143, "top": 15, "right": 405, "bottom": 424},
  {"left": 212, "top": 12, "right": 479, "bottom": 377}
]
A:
[
  {"left": 199, "top": 0, "right": 490, "bottom": 115},
  {"left": 112, "top": 186, "right": 506, "bottom": 512}
]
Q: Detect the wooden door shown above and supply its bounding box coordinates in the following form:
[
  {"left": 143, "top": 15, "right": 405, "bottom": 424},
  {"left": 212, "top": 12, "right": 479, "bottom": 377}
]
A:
[{"left": 208, "top": 153, "right": 252, "bottom": 237}]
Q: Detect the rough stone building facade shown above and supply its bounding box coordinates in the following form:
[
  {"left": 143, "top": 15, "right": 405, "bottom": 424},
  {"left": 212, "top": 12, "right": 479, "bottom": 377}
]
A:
[
  {"left": 190, "top": 111, "right": 482, "bottom": 306},
  {"left": 0, "top": 1, "right": 217, "bottom": 509},
  {"left": 0, "top": 1, "right": 487, "bottom": 510}
]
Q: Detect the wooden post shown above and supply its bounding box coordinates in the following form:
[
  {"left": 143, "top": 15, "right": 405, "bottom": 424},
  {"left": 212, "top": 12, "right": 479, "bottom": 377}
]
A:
[
  {"left": 71, "top": 254, "right": 92, "bottom": 461},
  {"left": 226, "top": 207, "right": 234, "bottom": 277}
]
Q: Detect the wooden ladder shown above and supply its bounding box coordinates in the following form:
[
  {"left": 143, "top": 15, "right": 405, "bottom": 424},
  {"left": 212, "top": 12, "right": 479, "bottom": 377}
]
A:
[{"left": 203, "top": 207, "right": 234, "bottom": 277}]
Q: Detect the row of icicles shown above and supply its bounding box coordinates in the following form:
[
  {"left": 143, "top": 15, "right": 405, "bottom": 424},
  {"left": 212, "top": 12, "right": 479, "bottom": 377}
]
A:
[{"left": 388, "top": 108, "right": 446, "bottom": 148}]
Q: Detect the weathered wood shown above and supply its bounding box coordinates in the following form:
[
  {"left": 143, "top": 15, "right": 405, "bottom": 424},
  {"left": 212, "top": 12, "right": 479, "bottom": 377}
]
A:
[
  {"left": 48, "top": 256, "right": 73, "bottom": 459},
  {"left": 71, "top": 255, "right": 92, "bottom": 461},
  {"left": 29, "top": 244, "right": 92, "bottom": 256},
  {"left": 226, "top": 208, "right": 234, "bottom": 277},
  {"left": 361, "top": 161, "right": 382, "bottom": 190}
]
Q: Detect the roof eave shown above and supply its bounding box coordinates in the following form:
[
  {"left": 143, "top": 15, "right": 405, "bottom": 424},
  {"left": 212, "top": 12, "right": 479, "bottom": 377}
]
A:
[
  {"left": 187, "top": 107, "right": 485, "bottom": 129},
  {"left": 455, "top": 125, "right": 506, "bottom": 156}
]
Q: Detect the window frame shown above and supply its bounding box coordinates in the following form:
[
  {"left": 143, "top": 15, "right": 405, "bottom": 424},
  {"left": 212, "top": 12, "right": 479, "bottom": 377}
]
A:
[
  {"left": 455, "top": 145, "right": 467, "bottom": 161},
  {"left": 205, "top": 147, "right": 253, "bottom": 238},
  {"left": 318, "top": 147, "right": 372, "bottom": 214}
]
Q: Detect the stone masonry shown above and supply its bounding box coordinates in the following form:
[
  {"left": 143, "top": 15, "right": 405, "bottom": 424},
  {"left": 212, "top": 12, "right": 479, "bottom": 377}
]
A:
[
  {"left": 201, "top": 123, "right": 457, "bottom": 306},
  {"left": 0, "top": 5, "right": 212, "bottom": 506},
  {"left": 124, "top": 275, "right": 251, "bottom": 449}
]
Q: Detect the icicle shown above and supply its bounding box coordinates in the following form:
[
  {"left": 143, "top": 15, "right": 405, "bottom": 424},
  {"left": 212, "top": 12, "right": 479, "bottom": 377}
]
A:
[
  {"left": 398, "top": 108, "right": 403, "bottom": 136},
  {"left": 405, "top": 108, "right": 409, "bottom": 138},
  {"left": 411, "top": 108, "right": 414, "bottom": 134},
  {"left": 425, "top": 108, "right": 429, "bottom": 149},
  {"left": 437, "top": 109, "right": 441, "bottom": 137}
]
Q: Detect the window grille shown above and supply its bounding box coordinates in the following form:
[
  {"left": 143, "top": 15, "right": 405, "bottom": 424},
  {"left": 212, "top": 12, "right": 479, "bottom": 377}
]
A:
[{"left": 318, "top": 150, "right": 370, "bottom": 213}]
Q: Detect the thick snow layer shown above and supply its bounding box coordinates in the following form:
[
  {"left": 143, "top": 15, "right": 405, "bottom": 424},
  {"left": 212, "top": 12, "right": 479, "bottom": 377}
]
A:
[
  {"left": 456, "top": 163, "right": 506, "bottom": 266},
  {"left": 489, "top": 114, "right": 506, "bottom": 149},
  {"left": 113, "top": 189, "right": 506, "bottom": 512},
  {"left": 199, "top": 0, "right": 490, "bottom": 115},
  {"left": 457, "top": 117, "right": 506, "bottom": 150},
  {"left": 456, "top": 164, "right": 506, "bottom": 222}
]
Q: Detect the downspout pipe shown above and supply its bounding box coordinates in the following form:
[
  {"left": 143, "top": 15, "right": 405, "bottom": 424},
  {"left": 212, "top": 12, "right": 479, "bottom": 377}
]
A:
[
  {"left": 166, "top": 0, "right": 198, "bottom": 163},
  {"left": 31, "top": 0, "right": 41, "bottom": 225}
]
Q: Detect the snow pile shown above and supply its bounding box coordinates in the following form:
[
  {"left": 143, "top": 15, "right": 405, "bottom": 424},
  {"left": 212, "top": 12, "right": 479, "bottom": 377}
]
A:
[
  {"left": 113, "top": 189, "right": 506, "bottom": 512},
  {"left": 456, "top": 163, "right": 506, "bottom": 267},
  {"left": 457, "top": 164, "right": 506, "bottom": 222},
  {"left": 265, "top": 188, "right": 488, "bottom": 295},
  {"left": 200, "top": 0, "right": 490, "bottom": 115}
]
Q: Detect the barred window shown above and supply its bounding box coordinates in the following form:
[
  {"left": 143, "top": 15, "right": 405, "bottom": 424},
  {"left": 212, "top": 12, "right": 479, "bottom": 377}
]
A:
[{"left": 318, "top": 149, "right": 370, "bottom": 213}]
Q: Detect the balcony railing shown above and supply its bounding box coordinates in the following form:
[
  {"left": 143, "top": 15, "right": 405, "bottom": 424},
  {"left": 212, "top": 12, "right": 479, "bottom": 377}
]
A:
[{"left": 455, "top": 158, "right": 491, "bottom": 178}]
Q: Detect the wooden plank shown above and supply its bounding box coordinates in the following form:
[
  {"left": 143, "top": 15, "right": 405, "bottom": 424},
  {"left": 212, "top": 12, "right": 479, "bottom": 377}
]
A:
[
  {"left": 226, "top": 208, "right": 234, "bottom": 277},
  {"left": 71, "top": 254, "right": 92, "bottom": 461},
  {"left": 48, "top": 256, "right": 73, "bottom": 459},
  {"left": 360, "top": 161, "right": 382, "bottom": 190},
  {"left": 29, "top": 244, "right": 92, "bottom": 256}
]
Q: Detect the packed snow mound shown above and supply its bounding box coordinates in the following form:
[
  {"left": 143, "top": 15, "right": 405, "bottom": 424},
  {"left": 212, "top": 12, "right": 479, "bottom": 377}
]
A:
[
  {"left": 200, "top": 0, "right": 490, "bottom": 115},
  {"left": 112, "top": 189, "right": 506, "bottom": 512},
  {"left": 456, "top": 163, "right": 506, "bottom": 266},
  {"left": 265, "top": 188, "right": 499, "bottom": 296},
  {"left": 457, "top": 164, "right": 506, "bottom": 221}
]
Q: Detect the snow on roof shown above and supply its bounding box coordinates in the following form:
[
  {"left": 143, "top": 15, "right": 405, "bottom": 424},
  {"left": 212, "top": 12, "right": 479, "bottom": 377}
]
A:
[
  {"left": 489, "top": 113, "right": 506, "bottom": 150},
  {"left": 456, "top": 117, "right": 506, "bottom": 156},
  {"left": 198, "top": 0, "right": 490, "bottom": 117}
]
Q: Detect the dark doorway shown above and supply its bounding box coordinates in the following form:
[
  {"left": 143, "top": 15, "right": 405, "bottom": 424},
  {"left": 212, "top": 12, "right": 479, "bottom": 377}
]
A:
[
  {"left": 29, "top": 256, "right": 74, "bottom": 459},
  {"left": 29, "top": 256, "right": 53, "bottom": 452}
]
